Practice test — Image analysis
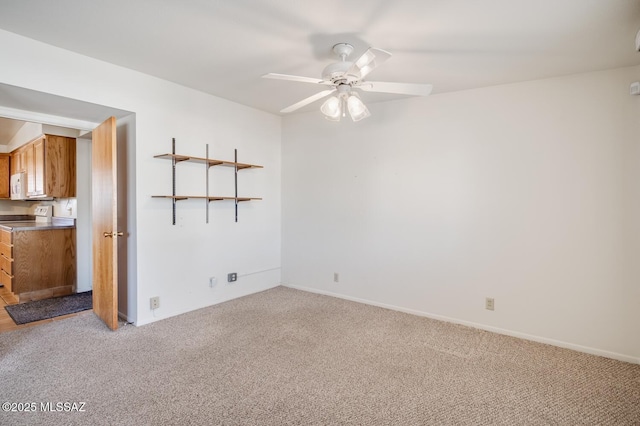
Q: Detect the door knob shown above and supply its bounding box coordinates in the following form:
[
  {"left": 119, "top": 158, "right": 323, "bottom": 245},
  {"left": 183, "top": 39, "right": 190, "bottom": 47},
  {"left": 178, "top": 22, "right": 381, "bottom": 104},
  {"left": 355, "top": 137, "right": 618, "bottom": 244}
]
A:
[{"left": 103, "top": 232, "right": 124, "bottom": 238}]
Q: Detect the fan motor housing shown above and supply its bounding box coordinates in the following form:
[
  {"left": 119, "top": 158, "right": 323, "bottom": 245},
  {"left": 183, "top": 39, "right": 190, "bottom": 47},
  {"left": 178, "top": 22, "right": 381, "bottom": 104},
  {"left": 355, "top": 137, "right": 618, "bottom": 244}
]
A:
[{"left": 322, "top": 61, "right": 360, "bottom": 83}]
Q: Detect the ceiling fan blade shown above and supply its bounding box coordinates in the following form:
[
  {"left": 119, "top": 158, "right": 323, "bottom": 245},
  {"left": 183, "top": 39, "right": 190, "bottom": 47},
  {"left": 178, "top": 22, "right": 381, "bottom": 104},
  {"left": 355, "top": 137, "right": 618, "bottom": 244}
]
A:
[
  {"left": 358, "top": 81, "right": 433, "bottom": 96},
  {"left": 281, "top": 89, "right": 336, "bottom": 113},
  {"left": 262, "top": 73, "right": 326, "bottom": 85},
  {"left": 346, "top": 47, "right": 392, "bottom": 80}
]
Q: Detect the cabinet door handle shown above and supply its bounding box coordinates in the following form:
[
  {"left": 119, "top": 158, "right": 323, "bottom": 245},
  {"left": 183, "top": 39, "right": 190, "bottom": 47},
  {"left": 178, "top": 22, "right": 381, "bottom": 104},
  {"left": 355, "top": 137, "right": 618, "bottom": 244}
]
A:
[{"left": 103, "top": 232, "right": 124, "bottom": 238}]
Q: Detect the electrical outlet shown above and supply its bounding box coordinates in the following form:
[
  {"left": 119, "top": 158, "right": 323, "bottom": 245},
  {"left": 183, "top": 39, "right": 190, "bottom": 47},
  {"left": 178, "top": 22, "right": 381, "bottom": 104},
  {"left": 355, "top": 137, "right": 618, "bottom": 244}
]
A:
[
  {"left": 334, "top": 272, "right": 339, "bottom": 283},
  {"left": 150, "top": 296, "right": 160, "bottom": 310},
  {"left": 209, "top": 277, "right": 217, "bottom": 288},
  {"left": 227, "top": 273, "right": 237, "bottom": 282},
  {"left": 485, "top": 297, "right": 495, "bottom": 311}
]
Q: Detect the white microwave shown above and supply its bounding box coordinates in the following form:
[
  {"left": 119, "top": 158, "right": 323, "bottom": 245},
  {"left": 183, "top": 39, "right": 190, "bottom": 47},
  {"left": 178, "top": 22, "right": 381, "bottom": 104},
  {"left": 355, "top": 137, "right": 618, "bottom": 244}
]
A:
[{"left": 10, "top": 172, "right": 27, "bottom": 200}]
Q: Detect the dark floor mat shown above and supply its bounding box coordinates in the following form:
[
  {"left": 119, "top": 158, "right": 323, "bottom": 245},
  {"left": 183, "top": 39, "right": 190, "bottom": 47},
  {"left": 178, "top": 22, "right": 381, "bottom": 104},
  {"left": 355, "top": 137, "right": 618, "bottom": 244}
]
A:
[{"left": 5, "top": 291, "right": 92, "bottom": 325}]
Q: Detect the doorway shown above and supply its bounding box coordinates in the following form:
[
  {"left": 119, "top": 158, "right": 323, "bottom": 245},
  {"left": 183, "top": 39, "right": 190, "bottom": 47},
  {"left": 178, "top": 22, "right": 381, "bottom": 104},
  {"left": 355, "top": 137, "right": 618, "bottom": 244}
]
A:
[{"left": 0, "top": 83, "right": 137, "bottom": 328}]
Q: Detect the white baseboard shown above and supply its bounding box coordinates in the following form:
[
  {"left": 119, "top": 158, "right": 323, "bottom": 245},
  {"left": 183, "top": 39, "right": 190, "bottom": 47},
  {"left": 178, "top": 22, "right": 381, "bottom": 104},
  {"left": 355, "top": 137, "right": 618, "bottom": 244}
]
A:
[
  {"left": 134, "top": 282, "right": 281, "bottom": 327},
  {"left": 283, "top": 283, "right": 640, "bottom": 365}
]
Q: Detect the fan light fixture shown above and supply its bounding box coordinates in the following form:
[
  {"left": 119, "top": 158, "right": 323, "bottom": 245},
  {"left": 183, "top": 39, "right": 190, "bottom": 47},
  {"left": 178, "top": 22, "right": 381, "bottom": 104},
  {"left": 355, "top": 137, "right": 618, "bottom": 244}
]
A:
[
  {"left": 346, "top": 94, "right": 370, "bottom": 121},
  {"left": 321, "top": 92, "right": 370, "bottom": 122},
  {"left": 262, "top": 42, "right": 433, "bottom": 122},
  {"left": 320, "top": 95, "right": 341, "bottom": 121}
]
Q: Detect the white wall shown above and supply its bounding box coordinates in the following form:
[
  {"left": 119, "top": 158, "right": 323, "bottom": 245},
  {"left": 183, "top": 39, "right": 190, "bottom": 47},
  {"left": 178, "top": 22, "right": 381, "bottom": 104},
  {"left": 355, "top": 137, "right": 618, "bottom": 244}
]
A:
[
  {"left": 0, "top": 29, "right": 282, "bottom": 326},
  {"left": 282, "top": 66, "right": 640, "bottom": 363}
]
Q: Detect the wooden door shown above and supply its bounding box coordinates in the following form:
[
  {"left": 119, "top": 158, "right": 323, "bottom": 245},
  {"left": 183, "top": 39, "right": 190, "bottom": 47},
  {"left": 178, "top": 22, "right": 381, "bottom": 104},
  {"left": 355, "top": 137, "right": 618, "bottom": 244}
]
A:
[
  {"left": 43, "top": 135, "right": 77, "bottom": 198},
  {"left": 25, "top": 143, "right": 35, "bottom": 196},
  {"left": 33, "top": 137, "right": 45, "bottom": 196},
  {"left": 0, "top": 154, "right": 9, "bottom": 199},
  {"left": 12, "top": 148, "right": 27, "bottom": 175},
  {"left": 92, "top": 116, "right": 119, "bottom": 330},
  {"left": 19, "top": 149, "right": 26, "bottom": 173},
  {"left": 10, "top": 151, "right": 19, "bottom": 176}
]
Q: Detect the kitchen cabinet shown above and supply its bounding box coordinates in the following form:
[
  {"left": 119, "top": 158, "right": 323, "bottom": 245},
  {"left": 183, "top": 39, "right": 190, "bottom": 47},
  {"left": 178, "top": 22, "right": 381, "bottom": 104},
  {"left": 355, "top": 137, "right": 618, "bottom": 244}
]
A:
[
  {"left": 25, "top": 143, "right": 35, "bottom": 195},
  {"left": 10, "top": 149, "right": 24, "bottom": 175},
  {"left": 11, "top": 134, "right": 76, "bottom": 199},
  {"left": 10, "top": 148, "right": 26, "bottom": 177},
  {"left": 0, "top": 154, "right": 9, "bottom": 199},
  {"left": 33, "top": 137, "right": 45, "bottom": 196},
  {"left": 0, "top": 227, "right": 76, "bottom": 302},
  {"left": 11, "top": 146, "right": 24, "bottom": 175},
  {"left": 0, "top": 229, "right": 12, "bottom": 292}
]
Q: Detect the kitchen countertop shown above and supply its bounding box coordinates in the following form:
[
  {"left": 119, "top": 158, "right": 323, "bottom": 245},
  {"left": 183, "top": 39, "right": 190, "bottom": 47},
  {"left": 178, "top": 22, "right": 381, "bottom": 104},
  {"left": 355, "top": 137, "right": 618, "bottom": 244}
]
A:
[{"left": 0, "top": 217, "right": 76, "bottom": 231}]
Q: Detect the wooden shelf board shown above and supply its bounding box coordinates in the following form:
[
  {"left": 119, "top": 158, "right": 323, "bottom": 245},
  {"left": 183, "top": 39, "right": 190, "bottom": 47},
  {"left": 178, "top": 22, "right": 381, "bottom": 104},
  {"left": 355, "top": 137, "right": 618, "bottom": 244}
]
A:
[
  {"left": 153, "top": 153, "right": 193, "bottom": 163},
  {"left": 235, "top": 162, "right": 263, "bottom": 170},
  {"left": 151, "top": 195, "right": 196, "bottom": 200},
  {"left": 153, "top": 153, "right": 263, "bottom": 169}
]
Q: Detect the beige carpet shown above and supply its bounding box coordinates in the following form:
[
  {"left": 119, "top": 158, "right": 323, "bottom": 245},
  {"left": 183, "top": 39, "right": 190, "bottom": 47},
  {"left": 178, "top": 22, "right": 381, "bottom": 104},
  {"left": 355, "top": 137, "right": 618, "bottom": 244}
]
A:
[{"left": 0, "top": 286, "right": 638, "bottom": 425}]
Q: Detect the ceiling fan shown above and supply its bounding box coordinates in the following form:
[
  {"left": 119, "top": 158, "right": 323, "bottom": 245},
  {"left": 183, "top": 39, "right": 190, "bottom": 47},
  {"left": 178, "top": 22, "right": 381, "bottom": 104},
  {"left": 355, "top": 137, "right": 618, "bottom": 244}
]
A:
[{"left": 262, "top": 43, "right": 433, "bottom": 121}]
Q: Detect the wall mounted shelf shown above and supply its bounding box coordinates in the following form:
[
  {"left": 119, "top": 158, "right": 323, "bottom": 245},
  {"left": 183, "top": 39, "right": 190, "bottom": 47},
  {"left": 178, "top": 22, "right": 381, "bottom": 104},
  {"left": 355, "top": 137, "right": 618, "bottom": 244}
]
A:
[
  {"left": 152, "top": 138, "right": 263, "bottom": 224},
  {"left": 152, "top": 153, "right": 261, "bottom": 170}
]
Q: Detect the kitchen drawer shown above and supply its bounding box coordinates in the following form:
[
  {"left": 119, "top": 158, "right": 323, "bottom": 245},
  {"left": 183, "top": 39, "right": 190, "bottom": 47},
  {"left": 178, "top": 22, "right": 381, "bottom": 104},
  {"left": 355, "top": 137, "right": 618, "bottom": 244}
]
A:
[
  {"left": 0, "top": 270, "right": 12, "bottom": 292},
  {"left": 0, "top": 242, "right": 11, "bottom": 258},
  {"left": 0, "top": 254, "right": 12, "bottom": 275},
  {"left": 0, "top": 230, "right": 11, "bottom": 245}
]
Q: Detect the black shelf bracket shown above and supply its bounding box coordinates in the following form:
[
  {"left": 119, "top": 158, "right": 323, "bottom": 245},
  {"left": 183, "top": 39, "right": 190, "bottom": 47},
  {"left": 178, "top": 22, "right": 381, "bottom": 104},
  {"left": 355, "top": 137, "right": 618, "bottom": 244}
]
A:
[
  {"left": 234, "top": 148, "right": 238, "bottom": 223},
  {"left": 171, "top": 138, "right": 177, "bottom": 225}
]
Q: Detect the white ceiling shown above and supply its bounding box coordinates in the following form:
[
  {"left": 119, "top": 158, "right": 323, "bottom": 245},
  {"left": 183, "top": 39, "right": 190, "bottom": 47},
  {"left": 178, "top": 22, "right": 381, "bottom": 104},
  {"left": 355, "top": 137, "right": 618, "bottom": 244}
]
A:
[{"left": 0, "top": 0, "right": 639, "bottom": 115}]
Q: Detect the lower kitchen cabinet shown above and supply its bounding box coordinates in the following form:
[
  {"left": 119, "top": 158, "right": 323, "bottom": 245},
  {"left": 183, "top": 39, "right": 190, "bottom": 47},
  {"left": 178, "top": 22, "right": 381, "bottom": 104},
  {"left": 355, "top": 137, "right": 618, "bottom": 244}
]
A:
[{"left": 0, "top": 228, "right": 76, "bottom": 303}]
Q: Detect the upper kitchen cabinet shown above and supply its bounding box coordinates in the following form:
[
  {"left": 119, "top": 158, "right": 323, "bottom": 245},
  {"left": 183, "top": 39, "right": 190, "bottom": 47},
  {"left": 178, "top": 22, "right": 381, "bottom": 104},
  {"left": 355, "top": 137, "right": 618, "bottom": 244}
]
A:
[
  {"left": 0, "top": 154, "right": 9, "bottom": 199},
  {"left": 11, "top": 134, "right": 76, "bottom": 199},
  {"left": 10, "top": 146, "right": 26, "bottom": 177}
]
